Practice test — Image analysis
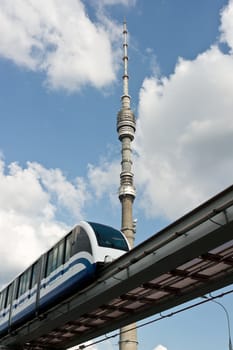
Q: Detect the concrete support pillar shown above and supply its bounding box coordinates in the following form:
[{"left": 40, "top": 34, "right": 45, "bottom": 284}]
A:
[
  {"left": 119, "top": 195, "right": 137, "bottom": 350},
  {"left": 119, "top": 324, "right": 138, "bottom": 350}
]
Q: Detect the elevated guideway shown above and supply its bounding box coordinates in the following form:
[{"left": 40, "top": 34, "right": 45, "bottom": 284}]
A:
[{"left": 1, "top": 185, "right": 233, "bottom": 350}]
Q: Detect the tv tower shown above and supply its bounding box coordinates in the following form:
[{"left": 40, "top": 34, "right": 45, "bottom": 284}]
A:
[{"left": 117, "top": 20, "right": 138, "bottom": 350}]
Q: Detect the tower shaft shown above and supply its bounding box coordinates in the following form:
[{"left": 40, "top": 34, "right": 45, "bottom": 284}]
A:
[
  {"left": 117, "top": 21, "right": 138, "bottom": 350},
  {"left": 117, "top": 21, "right": 136, "bottom": 247}
]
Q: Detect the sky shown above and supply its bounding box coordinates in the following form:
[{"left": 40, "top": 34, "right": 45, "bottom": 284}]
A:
[{"left": 0, "top": 0, "right": 233, "bottom": 349}]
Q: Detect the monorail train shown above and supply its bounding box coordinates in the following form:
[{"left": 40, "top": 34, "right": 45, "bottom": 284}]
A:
[{"left": 0, "top": 221, "right": 130, "bottom": 336}]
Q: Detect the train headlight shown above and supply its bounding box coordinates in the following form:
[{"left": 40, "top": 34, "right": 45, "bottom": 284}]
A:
[{"left": 104, "top": 255, "right": 113, "bottom": 264}]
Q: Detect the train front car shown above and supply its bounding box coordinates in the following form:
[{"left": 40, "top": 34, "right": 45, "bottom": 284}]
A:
[
  {"left": 81, "top": 221, "right": 130, "bottom": 265},
  {"left": 39, "top": 223, "right": 96, "bottom": 310},
  {"left": 39, "top": 221, "right": 129, "bottom": 310},
  {"left": 0, "top": 221, "right": 130, "bottom": 338}
]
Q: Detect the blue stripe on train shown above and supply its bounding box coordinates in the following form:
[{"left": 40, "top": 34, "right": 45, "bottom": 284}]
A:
[
  {"left": 39, "top": 260, "right": 96, "bottom": 309},
  {"left": 0, "top": 320, "right": 8, "bottom": 333},
  {"left": 42, "top": 257, "right": 93, "bottom": 288},
  {"left": 1, "top": 258, "right": 96, "bottom": 334},
  {"left": 11, "top": 302, "right": 36, "bottom": 326},
  {"left": 13, "top": 257, "right": 92, "bottom": 309}
]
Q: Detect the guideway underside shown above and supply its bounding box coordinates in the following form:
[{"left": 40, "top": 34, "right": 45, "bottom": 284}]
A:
[{"left": 1, "top": 185, "right": 233, "bottom": 350}]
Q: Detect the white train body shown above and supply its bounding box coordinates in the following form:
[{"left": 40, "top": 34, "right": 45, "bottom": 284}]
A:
[{"left": 0, "top": 221, "right": 129, "bottom": 336}]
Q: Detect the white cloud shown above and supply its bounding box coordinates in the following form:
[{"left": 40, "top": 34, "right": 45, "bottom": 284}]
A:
[
  {"left": 96, "top": 0, "right": 136, "bottom": 6},
  {"left": 0, "top": 0, "right": 125, "bottom": 91},
  {"left": 0, "top": 159, "right": 89, "bottom": 287},
  {"left": 153, "top": 345, "right": 167, "bottom": 350},
  {"left": 135, "top": 0, "right": 233, "bottom": 219},
  {"left": 68, "top": 339, "right": 114, "bottom": 350},
  {"left": 68, "top": 341, "right": 98, "bottom": 350},
  {"left": 28, "top": 162, "right": 90, "bottom": 220},
  {"left": 220, "top": 0, "right": 233, "bottom": 52},
  {"left": 87, "top": 0, "right": 233, "bottom": 221},
  {"left": 88, "top": 160, "right": 120, "bottom": 204}
]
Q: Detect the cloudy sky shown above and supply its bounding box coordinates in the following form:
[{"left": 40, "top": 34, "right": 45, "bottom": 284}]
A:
[{"left": 0, "top": 1, "right": 233, "bottom": 349}]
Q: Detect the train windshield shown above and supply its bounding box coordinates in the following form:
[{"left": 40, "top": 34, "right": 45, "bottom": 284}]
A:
[{"left": 88, "top": 222, "right": 129, "bottom": 252}]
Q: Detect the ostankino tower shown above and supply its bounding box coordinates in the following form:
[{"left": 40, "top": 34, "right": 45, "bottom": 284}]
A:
[{"left": 117, "top": 21, "right": 138, "bottom": 350}]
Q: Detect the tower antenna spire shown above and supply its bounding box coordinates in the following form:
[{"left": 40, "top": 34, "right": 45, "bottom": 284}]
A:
[
  {"left": 122, "top": 19, "right": 130, "bottom": 109},
  {"left": 117, "top": 20, "right": 138, "bottom": 350}
]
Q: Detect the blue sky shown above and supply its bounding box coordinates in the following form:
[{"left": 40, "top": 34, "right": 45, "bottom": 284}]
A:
[{"left": 0, "top": 0, "right": 233, "bottom": 349}]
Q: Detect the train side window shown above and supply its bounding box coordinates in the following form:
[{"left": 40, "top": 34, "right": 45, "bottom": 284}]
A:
[
  {"left": 5, "top": 284, "right": 13, "bottom": 307},
  {"left": 52, "top": 246, "right": 58, "bottom": 272},
  {"left": 31, "top": 261, "right": 39, "bottom": 288},
  {"left": 0, "top": 291, "right": 3, "bottom": 309},
  {"left": 18, "top": 274, "right": 24, "bottom": 297},
  {"left": 73, "top": 228, "right": 92, "bottom": 255},
  {"left": 25, "top": 269, "right": 31, "bottom": 293},
  {"left": 0, "top": 290, "right": 5, "bottom": 310},
  {"left": 18, "top": 269, "right": 31, "bottom": 297},
  {"left": 45, "top": 244, "right": 63, "bottom": 276},
  {"left": 46, "top": 249, "right": 53, "bottom": 277},
  {"left": 57, "top": 240, "right": 65, "bottom": 268},
  {"left": 13, "top": 278, "right": 19, "bottom": 300},
  {"left": 0, "top": 289, "right": 6, "bottom": 310},
  {"left": 64, "top": 232, "right": 73, "bottom": 262},
  {"left": 0, "top": 291, "right": 4, "bottom": 310}
]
